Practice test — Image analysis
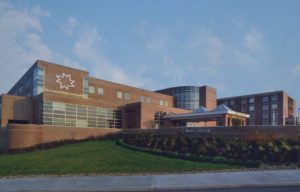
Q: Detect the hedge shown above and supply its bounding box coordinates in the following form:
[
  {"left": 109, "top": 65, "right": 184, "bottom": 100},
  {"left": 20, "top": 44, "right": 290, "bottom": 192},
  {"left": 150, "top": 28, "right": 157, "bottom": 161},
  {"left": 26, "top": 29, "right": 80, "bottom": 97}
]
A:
[
  {"left": 120, "top": 133, "right": 300, "bottom": 164},
  {"left": 116, "top": 139, "right": 260, "bottom": 168}
]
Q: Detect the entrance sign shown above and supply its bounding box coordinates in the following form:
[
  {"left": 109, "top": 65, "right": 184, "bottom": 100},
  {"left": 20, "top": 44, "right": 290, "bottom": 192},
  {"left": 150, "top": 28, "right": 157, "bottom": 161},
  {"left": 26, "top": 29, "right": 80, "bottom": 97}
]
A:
[{"left": 179, "top": 127, "right": 211, "bottom": 135}]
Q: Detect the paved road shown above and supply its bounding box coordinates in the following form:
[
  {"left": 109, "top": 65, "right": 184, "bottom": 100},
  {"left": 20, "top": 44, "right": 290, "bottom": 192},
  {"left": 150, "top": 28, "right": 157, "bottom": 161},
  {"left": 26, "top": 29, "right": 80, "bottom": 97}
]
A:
[
  {"left": 163, "top": 186, "right": 300, "bottom": 192},
  {"left": 0, "top": 169, "right": 300, "bottom": 192}
]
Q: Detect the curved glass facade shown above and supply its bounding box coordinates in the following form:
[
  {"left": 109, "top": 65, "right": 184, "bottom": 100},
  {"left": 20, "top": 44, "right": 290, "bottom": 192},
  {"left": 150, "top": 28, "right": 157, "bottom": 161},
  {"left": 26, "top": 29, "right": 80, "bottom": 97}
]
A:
[
  {"left": 174, "top": 86, "right": 200, "bottom": 110},
  {"left": 157, "top": 86, "right": 200, "bottom": 110}
]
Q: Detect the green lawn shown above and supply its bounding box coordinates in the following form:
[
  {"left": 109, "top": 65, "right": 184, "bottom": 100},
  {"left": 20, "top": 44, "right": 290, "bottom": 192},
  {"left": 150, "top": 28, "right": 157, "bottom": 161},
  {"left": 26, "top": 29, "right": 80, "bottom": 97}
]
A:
[{"left": 0, "top": 140, "right": 241, "bottom": 176}]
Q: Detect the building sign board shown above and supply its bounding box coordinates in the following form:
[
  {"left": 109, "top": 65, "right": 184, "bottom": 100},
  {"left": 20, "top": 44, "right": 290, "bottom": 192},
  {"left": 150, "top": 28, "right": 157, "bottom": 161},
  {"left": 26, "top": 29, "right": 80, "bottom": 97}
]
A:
[{"left": 179, "top": 127, "right": 211, "bottom": 135}]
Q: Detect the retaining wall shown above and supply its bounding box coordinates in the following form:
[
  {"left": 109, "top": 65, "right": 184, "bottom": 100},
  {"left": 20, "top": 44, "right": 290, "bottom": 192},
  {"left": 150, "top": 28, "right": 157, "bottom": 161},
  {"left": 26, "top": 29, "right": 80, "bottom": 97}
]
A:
[
  {"left": 6, "top": 124, "right": 122, "bottom": 150},
  {"left": 151, "top": 126, "right": 300, "bottom": 138},
  {"left": 3, "top": 124, "right": 300, "bottom": 150}
]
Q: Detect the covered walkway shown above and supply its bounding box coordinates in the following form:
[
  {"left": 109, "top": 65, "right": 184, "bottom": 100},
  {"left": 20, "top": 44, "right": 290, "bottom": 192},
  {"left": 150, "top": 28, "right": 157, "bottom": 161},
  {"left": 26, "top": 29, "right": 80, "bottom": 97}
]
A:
[{"left": 163, "top": 104, "right": 250, "bottom": 127}]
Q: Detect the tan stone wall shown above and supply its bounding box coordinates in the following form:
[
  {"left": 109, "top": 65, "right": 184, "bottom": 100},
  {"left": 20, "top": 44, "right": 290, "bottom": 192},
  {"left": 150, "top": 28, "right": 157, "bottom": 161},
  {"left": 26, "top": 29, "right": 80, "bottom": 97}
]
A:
[
  {"left": 0, "top": 95, "right": 33, "bottom": 127},
  {"left": 7, "top": 124, "right": 122, "bottom": 150}
]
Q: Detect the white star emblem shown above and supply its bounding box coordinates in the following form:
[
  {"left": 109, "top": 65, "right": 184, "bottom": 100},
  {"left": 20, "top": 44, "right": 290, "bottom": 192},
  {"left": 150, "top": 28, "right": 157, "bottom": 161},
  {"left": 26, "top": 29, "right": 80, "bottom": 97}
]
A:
[{"left": 55, "top": 73, "right": 75, "bottom": 90}]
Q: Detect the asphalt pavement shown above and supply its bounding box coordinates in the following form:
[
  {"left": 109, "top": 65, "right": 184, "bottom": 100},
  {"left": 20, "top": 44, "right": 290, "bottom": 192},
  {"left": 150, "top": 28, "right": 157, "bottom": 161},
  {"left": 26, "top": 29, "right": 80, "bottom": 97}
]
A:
[{"left": 0, "top": 169, "right": 300, "bottom": 192}]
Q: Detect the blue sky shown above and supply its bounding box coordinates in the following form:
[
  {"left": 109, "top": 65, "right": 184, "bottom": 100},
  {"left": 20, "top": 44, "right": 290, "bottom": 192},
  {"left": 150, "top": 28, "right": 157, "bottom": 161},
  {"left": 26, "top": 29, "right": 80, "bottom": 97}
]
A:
[{"left": 1, "top": 0, "right": 300, "bottom": 103}]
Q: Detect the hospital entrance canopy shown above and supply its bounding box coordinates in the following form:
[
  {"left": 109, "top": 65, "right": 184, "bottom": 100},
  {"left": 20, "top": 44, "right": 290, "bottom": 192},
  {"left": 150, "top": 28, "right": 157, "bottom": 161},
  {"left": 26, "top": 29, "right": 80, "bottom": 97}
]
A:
[{"left": 163, "top": 104, "right": 250, "bottom": 126}]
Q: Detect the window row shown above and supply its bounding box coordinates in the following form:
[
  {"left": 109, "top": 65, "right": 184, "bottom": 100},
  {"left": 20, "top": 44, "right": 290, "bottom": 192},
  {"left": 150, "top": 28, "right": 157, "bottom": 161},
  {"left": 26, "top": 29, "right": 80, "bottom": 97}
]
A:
[
  {"left": 139, "top": 96, "right": 152, "bottom": 104},
  {"left": 42, "top": 101, "right": 122, "bottom": 128},
  {"left": 89, "top": 86, "right": 104, "bottom": 96},
  {"left": 117, "top": 91, "right": 130, "bottom": 100},
  {"left": 159, "top": 99, "right": 169, "bottom": 106}
]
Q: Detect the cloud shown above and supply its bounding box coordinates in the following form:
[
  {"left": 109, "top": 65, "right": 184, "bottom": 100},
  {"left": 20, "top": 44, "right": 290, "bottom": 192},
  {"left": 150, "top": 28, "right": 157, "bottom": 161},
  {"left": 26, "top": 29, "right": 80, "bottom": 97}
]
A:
[
  {"left": 73, "top": 25, "right": 145, "bottom": 87},
  {"left": 0, "top": 1, "right": 52, "bottom": 93},
  {"left": 146, "top": 27, "right": 170, "bottom": 51},
  {"left": 244, "top": 29, "right": 263, "bottom": 52},
  {"left": 186, "top": 28, "right": 224, "bottom": 66},
  {"left": 161, "top": 55, "right": 186, "bottom": 84},
  {"left": 234, "top": 49, "right": 257, "bottom": 66},
  {"left": 61, "top": 17, "right": 77, "bottom": 35},
  {"left": 74, "top": 25, "right": 102, "bottom": 60},
  {"left": 291, "top": 64, "right": 300, "bottom": 76},
  {"left": 25, "top": 33, "right": 53, "bottom": 59},
  {"left": 135, "top": 18, "right": 148, "bottom": 37},
  {"left": 231, "top": 18, "right": 244, "bottom": 29},
  {"left": 205, "top": 35, "right": 224, "bottom": 65}
]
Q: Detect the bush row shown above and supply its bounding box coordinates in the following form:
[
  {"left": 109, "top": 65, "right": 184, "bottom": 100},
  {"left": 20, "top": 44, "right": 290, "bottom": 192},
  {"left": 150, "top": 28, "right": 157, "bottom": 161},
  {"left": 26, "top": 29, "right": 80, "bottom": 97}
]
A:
[
  {"left": 121, "top": 133, "right": 300, "bottom": 164},
  {"left": 117, "top": 139, "right": 260, "bottom": 167}
]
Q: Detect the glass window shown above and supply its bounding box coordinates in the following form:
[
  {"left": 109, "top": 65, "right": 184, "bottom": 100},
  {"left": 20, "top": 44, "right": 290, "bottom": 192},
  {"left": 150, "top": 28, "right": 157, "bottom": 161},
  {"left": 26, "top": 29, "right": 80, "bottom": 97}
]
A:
[
  {"left": 42, "top": 101, "right": 122, "bottom": 128},
  {"left": 146, "top": 97, "right": 151, "bottom": 104},
  {"left": 159, "top": 100, "right": 164, "bottom": 106},
  {"left": 53, "top": 102, "right": 66, "bottom": 111},
  {"left": 263, "top": 103, "right": 269, "bottom": 111},
  {"left": 83, "top": 76, "right": 89, "bottom": 97},
  {"left": 271, "top": 110, "right": 278, "bottom": 125},
  {"left": 117, "top": 91, "right": 123, "bottom": 99},
  {"left": 124, "top": 92, "right": 130, "bottom": 100},
  {"left": 230, "top": 100, "right": 235, "bottom": 105},
  {"left": 165, "top": 101, "right": 168, "bottom": 107},
  {"left": 89, "top": 86, "right": 95, "bottom": 94},
  {"left": 242, "top": 105, "right": 247, "bottom": 112},
  {"left": 263, "top": 111, "right": 269, "bottom": 119},
  {"left": 249, "top": 105, "right": 255, "bottom": 111},
  {"left": 271, "top": 95, "right": 278, "bottom": 102},
  {"left": 249, "top": 97, "right": 255, "bottom": 103},
  {"left": 272, "top": 103, "right": 278, "bottom": 109},
  {"left": 263, "top": 96, "right": 269, "bottom": 103},
  {"left": 242, "top": 98, "right": 247, "bottom": 104},
  {"left": 139, "top": 96, "right": 145, "bottom": 102},
  {"left": 98, "top": 87, "right": 104, "bottom": 96},
  {"left": 173, "top": 86, "right": 200, "bottom": 110},
  {"left": 33, "top": 66, "right": 44, "bottom": 96}
]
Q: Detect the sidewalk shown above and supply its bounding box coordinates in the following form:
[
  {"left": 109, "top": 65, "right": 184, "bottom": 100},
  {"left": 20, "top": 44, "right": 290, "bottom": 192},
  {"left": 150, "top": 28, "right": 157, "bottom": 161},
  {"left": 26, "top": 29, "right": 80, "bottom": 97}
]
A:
[{"left": 0, "top": 169, "right": 300, "bottom": 192}]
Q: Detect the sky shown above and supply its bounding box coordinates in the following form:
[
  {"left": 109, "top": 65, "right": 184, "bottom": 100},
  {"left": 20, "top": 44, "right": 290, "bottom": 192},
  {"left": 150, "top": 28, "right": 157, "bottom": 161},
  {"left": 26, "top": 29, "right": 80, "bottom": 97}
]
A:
[{"left": 1, "top": 0, "right": 300, "bottom": 103}]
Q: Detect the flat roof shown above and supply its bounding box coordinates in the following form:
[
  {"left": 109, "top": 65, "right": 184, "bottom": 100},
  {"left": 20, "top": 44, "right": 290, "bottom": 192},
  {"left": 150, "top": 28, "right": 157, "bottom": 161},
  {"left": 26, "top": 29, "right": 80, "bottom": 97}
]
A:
[{"left": 217, "top": 90, "right": 286, "bottom": 100}]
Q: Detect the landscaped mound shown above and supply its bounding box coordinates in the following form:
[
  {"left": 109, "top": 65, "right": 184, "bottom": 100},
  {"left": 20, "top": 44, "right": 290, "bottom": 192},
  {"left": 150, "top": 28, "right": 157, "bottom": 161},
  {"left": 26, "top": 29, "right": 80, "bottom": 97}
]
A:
[
  {"left": 0, "top": 140, "right": 239, "bottom": 176},
  {"left": 121, "top": 133, "right": 300, "bottom": 165}
]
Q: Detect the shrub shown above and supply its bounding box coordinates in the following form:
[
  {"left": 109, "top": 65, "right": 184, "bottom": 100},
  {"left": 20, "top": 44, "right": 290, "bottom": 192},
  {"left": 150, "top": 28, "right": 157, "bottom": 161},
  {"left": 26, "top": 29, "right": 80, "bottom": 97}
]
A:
[{"left": 120, "top": 132, "right": 300, "bottom": 165}]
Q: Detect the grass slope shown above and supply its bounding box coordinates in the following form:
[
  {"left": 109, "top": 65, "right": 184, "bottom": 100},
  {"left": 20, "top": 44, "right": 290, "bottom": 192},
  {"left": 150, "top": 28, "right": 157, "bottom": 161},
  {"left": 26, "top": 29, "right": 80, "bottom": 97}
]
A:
[{"left": 0, "top": 140, "right": 241, "bottom": 176}]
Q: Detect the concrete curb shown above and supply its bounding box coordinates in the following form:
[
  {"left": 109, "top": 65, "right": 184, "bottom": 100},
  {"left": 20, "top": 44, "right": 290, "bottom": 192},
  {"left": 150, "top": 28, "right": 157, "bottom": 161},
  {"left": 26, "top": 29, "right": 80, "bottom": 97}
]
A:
[{"left": 0, "top": 169, "right": 300, "bottom": 192}]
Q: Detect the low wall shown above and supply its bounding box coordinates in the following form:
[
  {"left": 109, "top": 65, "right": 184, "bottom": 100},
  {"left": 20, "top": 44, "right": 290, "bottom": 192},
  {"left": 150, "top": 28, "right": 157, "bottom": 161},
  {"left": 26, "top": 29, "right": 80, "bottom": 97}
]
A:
[
  {"left": 4, "top": 124, "right": 300, "bottom": 150},
  {"left": 151, "top": 126, "right": 300, "bottom": 138},
  {"left": 7, "top": 124, "right": 122, "bottom": 150}
]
